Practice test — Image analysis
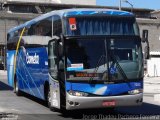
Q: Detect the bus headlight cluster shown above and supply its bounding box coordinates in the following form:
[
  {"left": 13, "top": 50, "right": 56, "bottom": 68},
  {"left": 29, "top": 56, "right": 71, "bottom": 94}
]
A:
[
  {"left": 68, "top": 90, "right": 88, "bottom": 97},
  {"left": 128, "top": 89, "right": 143, "bottom": 95}
]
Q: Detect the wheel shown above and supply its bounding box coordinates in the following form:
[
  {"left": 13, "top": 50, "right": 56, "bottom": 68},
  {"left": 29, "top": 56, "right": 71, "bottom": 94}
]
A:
[
  {"left": 14, "top": 79, "right": 21, "bottom": 96},
  {"left": 47, "top": 87, "right": 52, "bottom": 108}
]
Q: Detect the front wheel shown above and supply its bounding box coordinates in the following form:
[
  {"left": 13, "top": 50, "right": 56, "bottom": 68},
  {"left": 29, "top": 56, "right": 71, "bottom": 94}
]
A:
[{"left": 47, "top": 87, "right": 52, "bottom": 108}]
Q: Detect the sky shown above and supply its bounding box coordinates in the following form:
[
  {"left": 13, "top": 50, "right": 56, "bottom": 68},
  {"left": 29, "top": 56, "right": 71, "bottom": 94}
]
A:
[{"left": 97, "top": 0, "right": 160, "bottom": 10}]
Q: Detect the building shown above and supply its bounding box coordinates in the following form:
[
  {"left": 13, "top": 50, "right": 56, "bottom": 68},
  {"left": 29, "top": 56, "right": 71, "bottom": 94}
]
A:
[
  {"left": 0, "top": 0, "right": 158, "bottom": 70},
  {"left": 1, "top": 0, "right": 96, "bottom": 5},
  {"left": 144, "top": 11, "right": 160, "bottom": 76},
  {"left": 147, "top": 51, "right": 160, "bottom": 77},
  {"left": 2, "top": 0, "right": 153, "bottom": 16},
  {"left": 151, "top": 10, "right": 160, "bottom": 19}
]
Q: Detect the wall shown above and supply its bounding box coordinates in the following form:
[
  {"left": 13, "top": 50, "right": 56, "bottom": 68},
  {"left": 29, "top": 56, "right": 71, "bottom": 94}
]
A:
[
  {"left": 0, "top": 18, "right": 27, "bottom": 44},
  {"left": 151, "top": 11, "right": 160, "bottom": 19},
  {"left": 147, "top": 57, "right": 160, "bottom": 77},
  {"left": 137, "top": 18, "right": 160, "bottom": 52},
  {"left": 3, "top": 0, "right": 96, "bottom": 5},
  {"left": 0, "top": 13, "right": 160, "bottom": 70},
  {"left": 60, "top": 0, "right": 96, "bottom": 5}
]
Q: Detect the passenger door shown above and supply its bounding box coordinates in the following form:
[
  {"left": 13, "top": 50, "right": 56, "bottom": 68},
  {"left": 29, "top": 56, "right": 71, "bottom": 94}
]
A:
[{"left": 48, "top": 40, "right": 60, "bottom": 109}]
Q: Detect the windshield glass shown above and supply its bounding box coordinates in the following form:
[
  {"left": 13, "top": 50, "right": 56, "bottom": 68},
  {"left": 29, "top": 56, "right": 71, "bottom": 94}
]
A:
[
  {"left": 65, "top": 17, "right": 139, "bottom": 36},
  {"left": 108, "top": 38, "right": 143, "bottom": 81},
  {"left": 65, "top": 37, "right": 143, "bottom": 82}
]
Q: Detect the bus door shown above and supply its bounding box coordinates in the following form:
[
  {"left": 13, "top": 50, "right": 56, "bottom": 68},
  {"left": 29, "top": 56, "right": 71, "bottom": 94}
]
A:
[{"left": 48, "top": 40, "right": 61, "bottom": 109}]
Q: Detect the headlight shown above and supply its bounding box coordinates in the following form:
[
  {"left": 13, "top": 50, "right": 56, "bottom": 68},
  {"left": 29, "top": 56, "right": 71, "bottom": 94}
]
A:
[
  {"left": 128, "top": 89, "right": 143, "bottom": 95},
  {"left": 68, "top": 90, "right": 89, "bottom": 97}
]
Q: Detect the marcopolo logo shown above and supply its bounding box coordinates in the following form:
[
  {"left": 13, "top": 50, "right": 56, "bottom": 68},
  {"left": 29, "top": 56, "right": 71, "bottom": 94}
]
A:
[{"left": 26, "top": 52, "right": 39, "bottom": 64}]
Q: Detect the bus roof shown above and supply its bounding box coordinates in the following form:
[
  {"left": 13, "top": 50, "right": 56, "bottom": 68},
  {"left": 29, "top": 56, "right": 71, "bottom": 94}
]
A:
[{"left": 8, "top": 8, "right": 134, "bottom": 33}]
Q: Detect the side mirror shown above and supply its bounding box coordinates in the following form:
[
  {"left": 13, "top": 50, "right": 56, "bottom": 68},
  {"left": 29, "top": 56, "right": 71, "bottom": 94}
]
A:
[
  {"left": 53, "top": 41, "right": 64, "bottom": 59},
  {"left": 50, "top": 36, "right": 60, "bottom": 57},
  {"left": 58, "top": 42, "right": 64, "bottom": 58},
  {"left": 142, "top": 30, "right": 148, "bottom": 43},
  {"left": 53, "top": 41, "right": 59, "bottom": 57},
  {"left": 59, "top": 60, "right": 64, "bottom": 71},
  {"left": 144, "top": 46, "right": 150, "bottom": 59}
]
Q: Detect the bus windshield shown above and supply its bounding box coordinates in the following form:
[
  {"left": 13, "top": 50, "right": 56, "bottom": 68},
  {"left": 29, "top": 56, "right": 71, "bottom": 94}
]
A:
[
  {"left": 65, "top": 37, "right": 143, "bottom": 82},
  {"left": 65, "top": 17, "right": 139, "bottom": 36}
]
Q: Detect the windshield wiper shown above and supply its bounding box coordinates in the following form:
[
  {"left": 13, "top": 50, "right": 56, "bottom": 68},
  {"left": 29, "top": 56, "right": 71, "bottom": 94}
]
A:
[
  {"left": 89, "top": 39, "right": 109, "bottom": 82},
  {"left": 109, "top": 50, "right": 128, "bottom": 81},
  {"left": 89, "top": 55, "right": 106, "bottom": 82}
]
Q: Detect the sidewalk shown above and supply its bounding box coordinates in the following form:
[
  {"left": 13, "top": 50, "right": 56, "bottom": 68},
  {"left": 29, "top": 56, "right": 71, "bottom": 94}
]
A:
[
  {"left": 144, "top": 76, "right": 160, "bottom": 84},
  {"left": 0, "top": 70, "right": 7, "bottom": 75},
  {"left": 0, "top": 70, "right": 7, "bottom": 80},
  {"left": 144, "top": 76, "right": 160, "bottom": 104},
  {"left": 144, "top": 77, "right": 160, "bottom": 94}
]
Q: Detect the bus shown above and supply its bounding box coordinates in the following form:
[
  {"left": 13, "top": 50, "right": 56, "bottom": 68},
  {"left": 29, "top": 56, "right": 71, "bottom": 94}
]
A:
[{"left": 7, "top": 8, "right": 149, "bottom": 111}]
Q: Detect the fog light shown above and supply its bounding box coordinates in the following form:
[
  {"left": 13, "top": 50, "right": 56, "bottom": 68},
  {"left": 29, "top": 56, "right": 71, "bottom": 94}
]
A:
[
  {"left": 75, "top": 102, "right": 80, "bottom": 106},
  {"left": 68, "top": 100, "right": 74, "bottom": 105}
]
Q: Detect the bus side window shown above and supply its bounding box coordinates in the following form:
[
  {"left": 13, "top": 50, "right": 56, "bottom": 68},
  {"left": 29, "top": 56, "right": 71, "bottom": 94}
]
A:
[
  {"left": 27, "top": 17, "right": 52, "bottom": 37},
  {"left": 53, "top": 15, "right": 62, "bottom": 36},
  {"left": 28, "top": 24, "right": 35, "bottom": 35},
  {"left": 35, "top": 25, "right": 43, "bottom": 35}
]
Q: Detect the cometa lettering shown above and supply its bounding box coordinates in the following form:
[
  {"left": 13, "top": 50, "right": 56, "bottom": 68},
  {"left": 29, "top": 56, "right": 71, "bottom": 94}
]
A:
[{"left": 26, "top": 53, "right": 39, "bottom": 64}]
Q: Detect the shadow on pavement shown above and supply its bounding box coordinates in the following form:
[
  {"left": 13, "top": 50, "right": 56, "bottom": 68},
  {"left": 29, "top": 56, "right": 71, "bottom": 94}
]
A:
[
  {"left": 20, "top": 91, "right": 47, "bottom": 107},
  {"left": 117, "top": 102, "right": 160, "bottom": 115},
  {"left": 0, "top": 78, "right": 47, "bottom": 109},
  {"left": 8, "top": 87, "right": 160, "bottom": 119},
  {"left": 0, "top": 78, "right": 159, "bottom": 119},
  {"left": 19, "top": 103, "right": 160, "bottom": 120},
  {"left": 59, "top": 102, "right": 160, "bottom": 119},
  {"left": 0, "top": 81, "right": 13, "bottom": 91}
]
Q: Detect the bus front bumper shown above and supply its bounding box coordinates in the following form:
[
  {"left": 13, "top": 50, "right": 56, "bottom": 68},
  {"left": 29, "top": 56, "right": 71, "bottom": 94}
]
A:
[{"left": 66, "top": 93, "right": 143, "bottom": 110}]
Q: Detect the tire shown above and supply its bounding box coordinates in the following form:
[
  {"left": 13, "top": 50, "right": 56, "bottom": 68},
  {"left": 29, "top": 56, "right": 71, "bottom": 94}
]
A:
[
  {"left": 14, "top": 79, "right": 21, "bottom": 96},
  {"left": 47, "top": 87, "right": 52, "bottom": 108}
]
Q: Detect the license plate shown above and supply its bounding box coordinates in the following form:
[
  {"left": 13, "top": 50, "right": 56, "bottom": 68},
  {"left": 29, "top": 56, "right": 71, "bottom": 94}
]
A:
[{"left": 102, "top": 100, "right": 116, "bottom": 107}]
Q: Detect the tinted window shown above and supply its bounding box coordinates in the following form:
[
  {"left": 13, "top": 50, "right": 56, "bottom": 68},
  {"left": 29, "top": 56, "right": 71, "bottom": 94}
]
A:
[
  {"left": 28, "top": 17, "right": 52, "bottom": 37},
  {"left": 53, "top": 15, "right": 62, "bottom": 36},
  {"left": 65, "top": 17, "right": 138, "bottom": 36}
]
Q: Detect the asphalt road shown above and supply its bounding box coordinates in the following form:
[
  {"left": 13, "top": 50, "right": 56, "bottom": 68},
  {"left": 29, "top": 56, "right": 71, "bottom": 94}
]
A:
[{"left": 0, "top": 71, "right": 160, "bottom": 120}]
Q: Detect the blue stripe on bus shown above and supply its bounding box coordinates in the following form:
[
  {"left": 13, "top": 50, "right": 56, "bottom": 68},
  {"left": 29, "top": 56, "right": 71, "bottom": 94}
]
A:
[
  {"left": 66, "top": 81, "right": 143, "bottom": 96},
  {"left": 17, "top": 50, "right": 44, "bottom": 99},
  {"left": 64, "top": 10, "right": 133, "bottom": 17},
  {"left": 10, "top": 47, "right": 49, "bottom": 100}
]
